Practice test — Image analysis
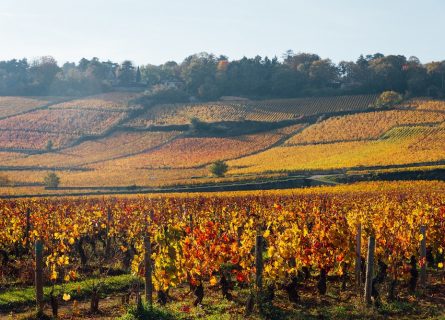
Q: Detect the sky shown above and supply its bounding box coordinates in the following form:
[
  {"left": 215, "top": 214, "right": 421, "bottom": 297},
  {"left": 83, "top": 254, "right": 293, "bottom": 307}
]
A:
[{"left": 0, "top": 0, "right": 444, "bottom": 66}]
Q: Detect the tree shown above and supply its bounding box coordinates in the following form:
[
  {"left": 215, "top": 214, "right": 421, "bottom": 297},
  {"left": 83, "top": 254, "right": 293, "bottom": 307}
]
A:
[
  {"left": 180, "top": 53, "right": 218, "bottom": 98},
  {"left": 135, "top": 66, "right": 142, "bottom": 83},
  {"left": 189, "top": 117, "right": 207, "bottom": 133},
  {"left": 209, "top": 160, "right": 228, "bottom": 177},
  {"left": 117, "top": 60, "right": 135, "bottom": 85},
  {"left": 308, "top": 59, "right": 339, "bottom": 88},
  {"left": 46, "top": 140, "right": 54, "bottom": 151},
  {"left": 28, "top": 56, "right": 61, "bottom": 94},
  {"left": 44, "top": 172, "right": 60, "bottom": 189},
  {"left": 374, "top": 91, "right": 403, "bottom": 108}
]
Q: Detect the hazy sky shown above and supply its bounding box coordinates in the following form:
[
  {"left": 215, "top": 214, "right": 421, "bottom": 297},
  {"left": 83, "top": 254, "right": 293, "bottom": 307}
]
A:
[{"left": 1, "top": 0, "right": 444, "bottom": 65}]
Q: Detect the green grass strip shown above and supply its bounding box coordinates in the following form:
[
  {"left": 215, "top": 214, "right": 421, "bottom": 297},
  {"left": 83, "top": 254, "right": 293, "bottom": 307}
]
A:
[{"left": 0, "top": 274, "right": 139, "bottom": 312}]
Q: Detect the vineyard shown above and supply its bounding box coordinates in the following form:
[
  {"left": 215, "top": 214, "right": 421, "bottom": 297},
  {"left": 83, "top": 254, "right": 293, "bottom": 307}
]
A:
[
  {"left": 246, "top": 94, "right": 378, "bottom": 115},
  {"left": 0, "top": 109, "right": 127, "bottom": 135},
  {"left": 408, "top": 98, "right": 445, "bottom": 112},
  {"left": 229, "top": 125, "right": 445, "bottom": 174},
  {"left": 0, "top": 96, "right": 54, "bottom": 119},
  {"left": 0, "top": 94, "right": 444, "bottom": 195},
  {"left": 49, "top": 92, "right": 141, "bottom": 112},
  {"left": 124, "top": 102, "right": 303, "bottom": 128},
  {"left": 90, "top": 125, "right": 305, "bottom": 171},
  {"left": 2, "top": 131, "right": 181, "bottom": 168},
  {"left": 1, "top": 181, "right": 444, "bottom": 318},
  {"left": 124, "top": 94, "right": 377, "bottom": 128},
  {"left": 285, "top": 110, "right": 445, "bottom": 145},
  {"left": 0, "top": 130, "right": 81, "bottom": 151},
  {"left": 0, "top": 93, "right": 138, "bottom": 152}
]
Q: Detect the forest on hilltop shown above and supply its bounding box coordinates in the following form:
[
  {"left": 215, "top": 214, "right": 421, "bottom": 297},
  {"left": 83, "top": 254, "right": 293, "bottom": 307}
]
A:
[{"left": 1, "top": 52, "right": 444, "bottom": 99}]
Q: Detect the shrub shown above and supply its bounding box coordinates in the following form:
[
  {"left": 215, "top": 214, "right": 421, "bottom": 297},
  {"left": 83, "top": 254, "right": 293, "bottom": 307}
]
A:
[
  {"left": 46, "top": 140, "right": 54, "bottom": 151},
  {"left": 210, "top": 160, "right": 228, "bottom": 177},
  {"left": 374, "top": 91, "right": 403, "bottom": 108},
  {"left": 44, "top": 172, "right": 60, "bottom": 189},
  {"left": 189, "top": 117, "right": 208, "bottom": 132},
  {"left": 134, "top": 85, "right": 189, "bottom": 106}
]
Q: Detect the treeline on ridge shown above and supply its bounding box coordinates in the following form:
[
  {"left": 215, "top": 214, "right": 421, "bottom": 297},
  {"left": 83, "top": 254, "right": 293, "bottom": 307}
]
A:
[{"left": 0, "top": 51, "right": 444, "bottom": 100}]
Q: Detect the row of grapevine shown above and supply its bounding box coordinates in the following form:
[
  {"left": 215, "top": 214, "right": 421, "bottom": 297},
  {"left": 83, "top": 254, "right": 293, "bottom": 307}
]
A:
[{"left": 1, "top": 182, "right": 444, "bottom": 313}]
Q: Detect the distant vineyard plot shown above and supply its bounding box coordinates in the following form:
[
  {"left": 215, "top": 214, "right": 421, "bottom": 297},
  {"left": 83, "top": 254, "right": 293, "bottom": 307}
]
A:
[
  {"left": 49, "top": 92, "right": 142, "bottom": 111},
  {"left": 90, "top": 126, "right": 302, "bottom": 170},
  {"left": 0, "top": 130, "right": 81, "bottom": 150},
  {"left": 408, "top": 98, "right": 445, "bottom": 112},
  {"left": 0, "top": 93, "right": 138, "bottom": 151},
  {"left": 285, "top": 110, "right": 445, "bottom": 145},
  {"left": 245, "top": 94, "right": 378, "bottom": 115},
  {"left": 229, "top": 124, "right": 445, "bottom": 174},
  {"left": 2, "top": 131, "right": 182, "bottom": 167},
  {"left": 0, "top": 96, "right": 56, "bottom": 118},
  {"left": 123, "top": 94, "right": 378, "bottom": 128},
  {"left": 1, "top": 94, "right": 445, "bottom": 195}
]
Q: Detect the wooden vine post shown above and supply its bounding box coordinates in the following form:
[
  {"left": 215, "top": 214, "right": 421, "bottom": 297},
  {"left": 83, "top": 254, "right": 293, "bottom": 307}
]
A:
[
  {"left": 419, "top": 225, "right": 427, "bottom": 287},
  {"left": 364, "top": 235, "right": 375, "bottom": 305},
  {"left": 35, "top": 239, "right": 44, "bottom": 315},
  {"left": 355, "top": 223, "right": 362, "bottom": 289},
  {"left": 144, "top": 210, "right": 153, "bottom": 306},
  {"left": 255, "top": 234, "right": 264, "bottom": 291},
  {"left": 253, "top": 233, "right": 264, "bottom": 314},
  {"left": 105, "top": 206, "right": 112, "bottom": 257},
  {"left": 24, "top": 208, "right": 31, "bottom": 248}
]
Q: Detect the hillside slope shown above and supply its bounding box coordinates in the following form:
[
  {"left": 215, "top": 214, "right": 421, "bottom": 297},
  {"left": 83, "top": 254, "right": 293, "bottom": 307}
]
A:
[{"left": 0, "top": 93, "right": 444, "bottom": 196}]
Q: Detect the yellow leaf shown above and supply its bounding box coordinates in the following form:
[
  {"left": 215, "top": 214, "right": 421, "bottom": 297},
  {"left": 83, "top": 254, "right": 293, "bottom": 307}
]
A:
[
  {"left": 438, "top": 262, "right": 444, "bottom": 269},
  {"left": 263, "top": 229, "right": 270, "bottom": 238},
  {"left": 69, "top": 238, "right": 75, "bottom": 245},
  {"left": 209, "top": 276, "right": 218, "bottom": 286},
  {"left": 62, "top": 293, "right": 71, "bottom": 301},
  {"left": 64, "top": 274, "right": 70, "bottom": 282},
  {"left": 267, "top": 246, "right": 275, "bottom": 257},
  {"left": 50, "top": 270, "right": 58, "bottom": 281},
  {"left": 418, "top": 234, "right": 424, "bottom": 241}
]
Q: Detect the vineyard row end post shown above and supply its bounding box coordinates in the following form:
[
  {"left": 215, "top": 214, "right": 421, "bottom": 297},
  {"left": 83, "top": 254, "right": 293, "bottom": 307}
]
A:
[
  {"left": 355, "top": 223, "right": 362, "bottom": 289},
  {"left": 35, "top": 239, "right": 44, "bottom": 315},
  {"left": 364, "top": 235, "right": 375, "bottom": 305},
  {"left": 420, "top": 225, "right": 427, "bottom": 287},
  {"left": 144, "top": 211, "right": 154, "bottom": 306}
]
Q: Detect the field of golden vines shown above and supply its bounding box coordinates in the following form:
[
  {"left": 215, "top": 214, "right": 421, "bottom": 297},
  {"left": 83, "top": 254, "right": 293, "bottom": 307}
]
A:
[
  {"left": 285, "top": 110, "right": 445, "bottom": 145},
  {"left": 0, "top": 181, "right": 444, "bottom": 314},
  {"left": 1, "top": 94, "right": 445, "bottom": 195},
  {"left": 124, "top": 95, "right": 376, "bottom": 128},
  {"left": 0, "top": 96, "right": 55, "bottom": 118},
  {"left": 228, "top": 125, "right": 445, "bottom": 174}
]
